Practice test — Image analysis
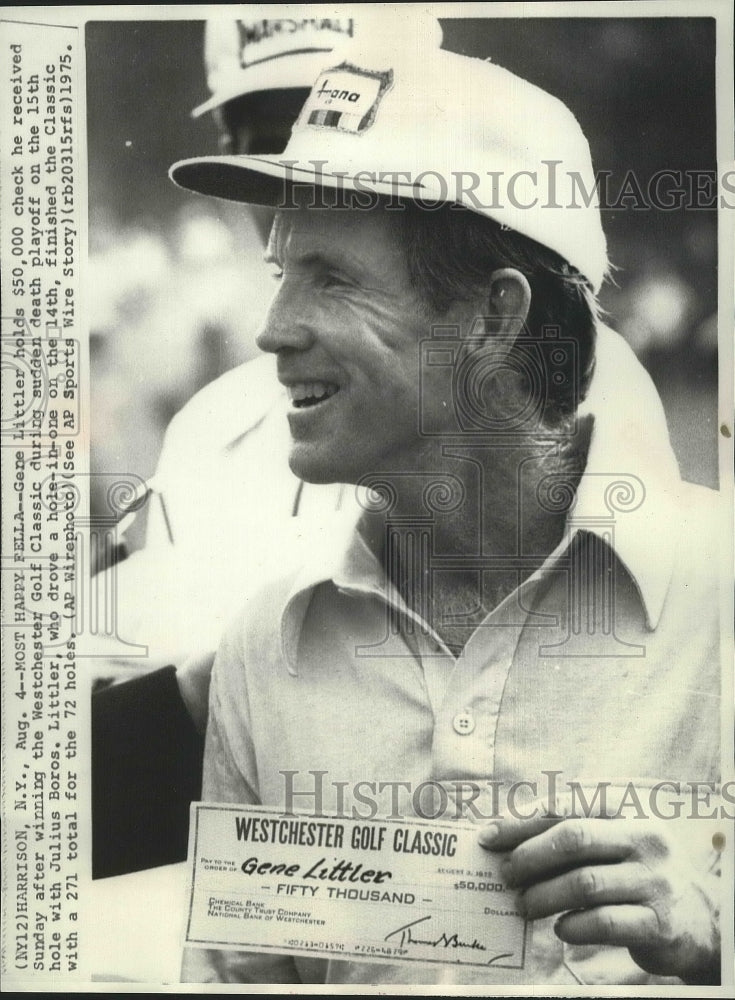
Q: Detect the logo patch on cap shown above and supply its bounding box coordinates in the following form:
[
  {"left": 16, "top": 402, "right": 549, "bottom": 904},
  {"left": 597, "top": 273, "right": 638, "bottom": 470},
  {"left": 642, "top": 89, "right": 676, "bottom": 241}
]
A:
[{"left": 298, "top": 62, "right": 393, "bottom": 135}]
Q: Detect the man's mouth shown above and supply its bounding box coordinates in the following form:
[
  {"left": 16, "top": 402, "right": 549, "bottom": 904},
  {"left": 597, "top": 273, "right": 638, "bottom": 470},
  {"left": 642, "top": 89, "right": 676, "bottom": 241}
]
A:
[{"left": 286, "top": 381, "right": 339, "bottom": 409}]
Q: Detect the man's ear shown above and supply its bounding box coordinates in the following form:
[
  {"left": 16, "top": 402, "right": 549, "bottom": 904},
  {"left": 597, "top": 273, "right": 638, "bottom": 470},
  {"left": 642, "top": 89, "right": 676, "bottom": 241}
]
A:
[{"left": 486, "top": 268, "right": 531, "bottom": 342}]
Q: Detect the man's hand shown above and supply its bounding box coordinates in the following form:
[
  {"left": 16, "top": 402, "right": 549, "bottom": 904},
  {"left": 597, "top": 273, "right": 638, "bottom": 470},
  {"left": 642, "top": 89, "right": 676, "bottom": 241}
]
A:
[{"left": 479, "top": 798, "right": 721, "bottom": 984}]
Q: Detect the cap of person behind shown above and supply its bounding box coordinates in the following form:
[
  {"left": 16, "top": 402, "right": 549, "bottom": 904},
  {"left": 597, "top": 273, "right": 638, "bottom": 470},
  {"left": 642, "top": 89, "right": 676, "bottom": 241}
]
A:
[
  {"left": 192, "top": 16, "right": 356, "bottom": 118},
  {"left": 174, "top": 19, "right": 608, "bottom": 292}
]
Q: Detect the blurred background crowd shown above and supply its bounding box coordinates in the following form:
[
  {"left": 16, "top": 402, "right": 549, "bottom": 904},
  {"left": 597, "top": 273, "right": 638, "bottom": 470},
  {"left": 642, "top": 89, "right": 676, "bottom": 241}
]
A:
[{"left": 86, "top": 15, "right": 720, "bottom": 558}]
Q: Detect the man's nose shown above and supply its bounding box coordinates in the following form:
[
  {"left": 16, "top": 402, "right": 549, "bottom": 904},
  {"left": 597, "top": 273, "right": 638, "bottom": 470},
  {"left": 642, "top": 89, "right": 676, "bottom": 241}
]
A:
[{"left": 255, "top": 281, "right": 316, "bottom": 355}]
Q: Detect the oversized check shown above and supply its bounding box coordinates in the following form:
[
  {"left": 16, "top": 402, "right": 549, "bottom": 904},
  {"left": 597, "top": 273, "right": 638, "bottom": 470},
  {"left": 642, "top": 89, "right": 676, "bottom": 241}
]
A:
[{"left": 184, "top": 804, "right": 528, "bottom": 970}]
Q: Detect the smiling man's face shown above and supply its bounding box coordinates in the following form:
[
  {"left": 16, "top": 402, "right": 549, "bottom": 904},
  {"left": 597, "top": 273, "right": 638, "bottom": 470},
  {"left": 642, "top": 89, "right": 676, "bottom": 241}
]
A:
[{"left": 256, "top": 201, "right": 464, "bottom": 484}]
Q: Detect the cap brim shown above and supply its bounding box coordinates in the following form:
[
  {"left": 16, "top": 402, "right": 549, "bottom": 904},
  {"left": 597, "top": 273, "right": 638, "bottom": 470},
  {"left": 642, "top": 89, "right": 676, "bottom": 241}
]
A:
[
  {"left": 169, "top": 154, "right": 427, "bottom": 207},
  {"left": 191, "top": 51, "right": 338, "bottom": 118}
]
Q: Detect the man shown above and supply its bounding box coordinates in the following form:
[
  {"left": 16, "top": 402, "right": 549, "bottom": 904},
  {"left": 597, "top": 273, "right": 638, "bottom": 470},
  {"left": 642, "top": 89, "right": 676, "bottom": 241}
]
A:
[
  {"left": 92, "top": 17, "right": 351, "bottom": 878},
  {"left": 172, "top": 24, "right": 723, "bottom": 987}
]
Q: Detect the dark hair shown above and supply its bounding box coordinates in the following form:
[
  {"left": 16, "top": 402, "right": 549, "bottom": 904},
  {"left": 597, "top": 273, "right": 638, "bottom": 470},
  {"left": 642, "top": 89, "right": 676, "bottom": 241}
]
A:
[{"left": 400, "top": 202, "right": 598, "bottom": 419}]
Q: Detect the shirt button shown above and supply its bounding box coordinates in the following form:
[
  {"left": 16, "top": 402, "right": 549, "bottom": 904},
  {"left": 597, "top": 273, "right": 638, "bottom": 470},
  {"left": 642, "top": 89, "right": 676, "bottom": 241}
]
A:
[{"left": 452, "top": 710, "right": 475, "bottom": 735}]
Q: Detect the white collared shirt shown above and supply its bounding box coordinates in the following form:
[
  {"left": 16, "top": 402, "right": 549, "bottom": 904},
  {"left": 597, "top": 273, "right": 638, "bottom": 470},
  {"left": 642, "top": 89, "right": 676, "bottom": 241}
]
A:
[{"left": 184, "top": 327, "right": 723, "bottom": 986}]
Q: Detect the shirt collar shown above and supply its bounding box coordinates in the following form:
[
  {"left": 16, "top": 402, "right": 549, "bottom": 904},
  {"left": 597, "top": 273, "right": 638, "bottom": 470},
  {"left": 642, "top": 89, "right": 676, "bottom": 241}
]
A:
[{"left": 280, "top": 324, "right": 682, "bottom": 672}]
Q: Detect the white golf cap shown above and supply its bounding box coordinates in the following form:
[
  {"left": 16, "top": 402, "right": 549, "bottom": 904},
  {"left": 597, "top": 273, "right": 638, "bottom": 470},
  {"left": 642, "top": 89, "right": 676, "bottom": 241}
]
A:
[
  {"left": 174, "top": 22, "right": 608, "bottom": 291},
  {"left": 192, "top": 17, "right": 355, "bottom": 118}
]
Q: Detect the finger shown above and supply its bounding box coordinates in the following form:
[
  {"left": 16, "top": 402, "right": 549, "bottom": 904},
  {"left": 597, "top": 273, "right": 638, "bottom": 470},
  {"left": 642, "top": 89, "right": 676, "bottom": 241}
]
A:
[
  {"left": 479, "top": 808, "right": 564, "bottom": 852},
  {"left": 479, "top": 787, "right": 637, "bottom": 853},
  {"left": 508, "top": 818, "right": 634, "bottom": 887},
  {"left": 521, "top": 861, "right": 650, "bottom": 920},
  {"left": 554, "top": 904, "right": 658, "bottom": 948}
]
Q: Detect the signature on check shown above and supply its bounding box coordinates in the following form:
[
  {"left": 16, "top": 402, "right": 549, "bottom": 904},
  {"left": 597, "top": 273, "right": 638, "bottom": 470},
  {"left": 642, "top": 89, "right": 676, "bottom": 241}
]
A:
[{"left": 384, "top": 915, "right": 514, "bottom": 965}]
